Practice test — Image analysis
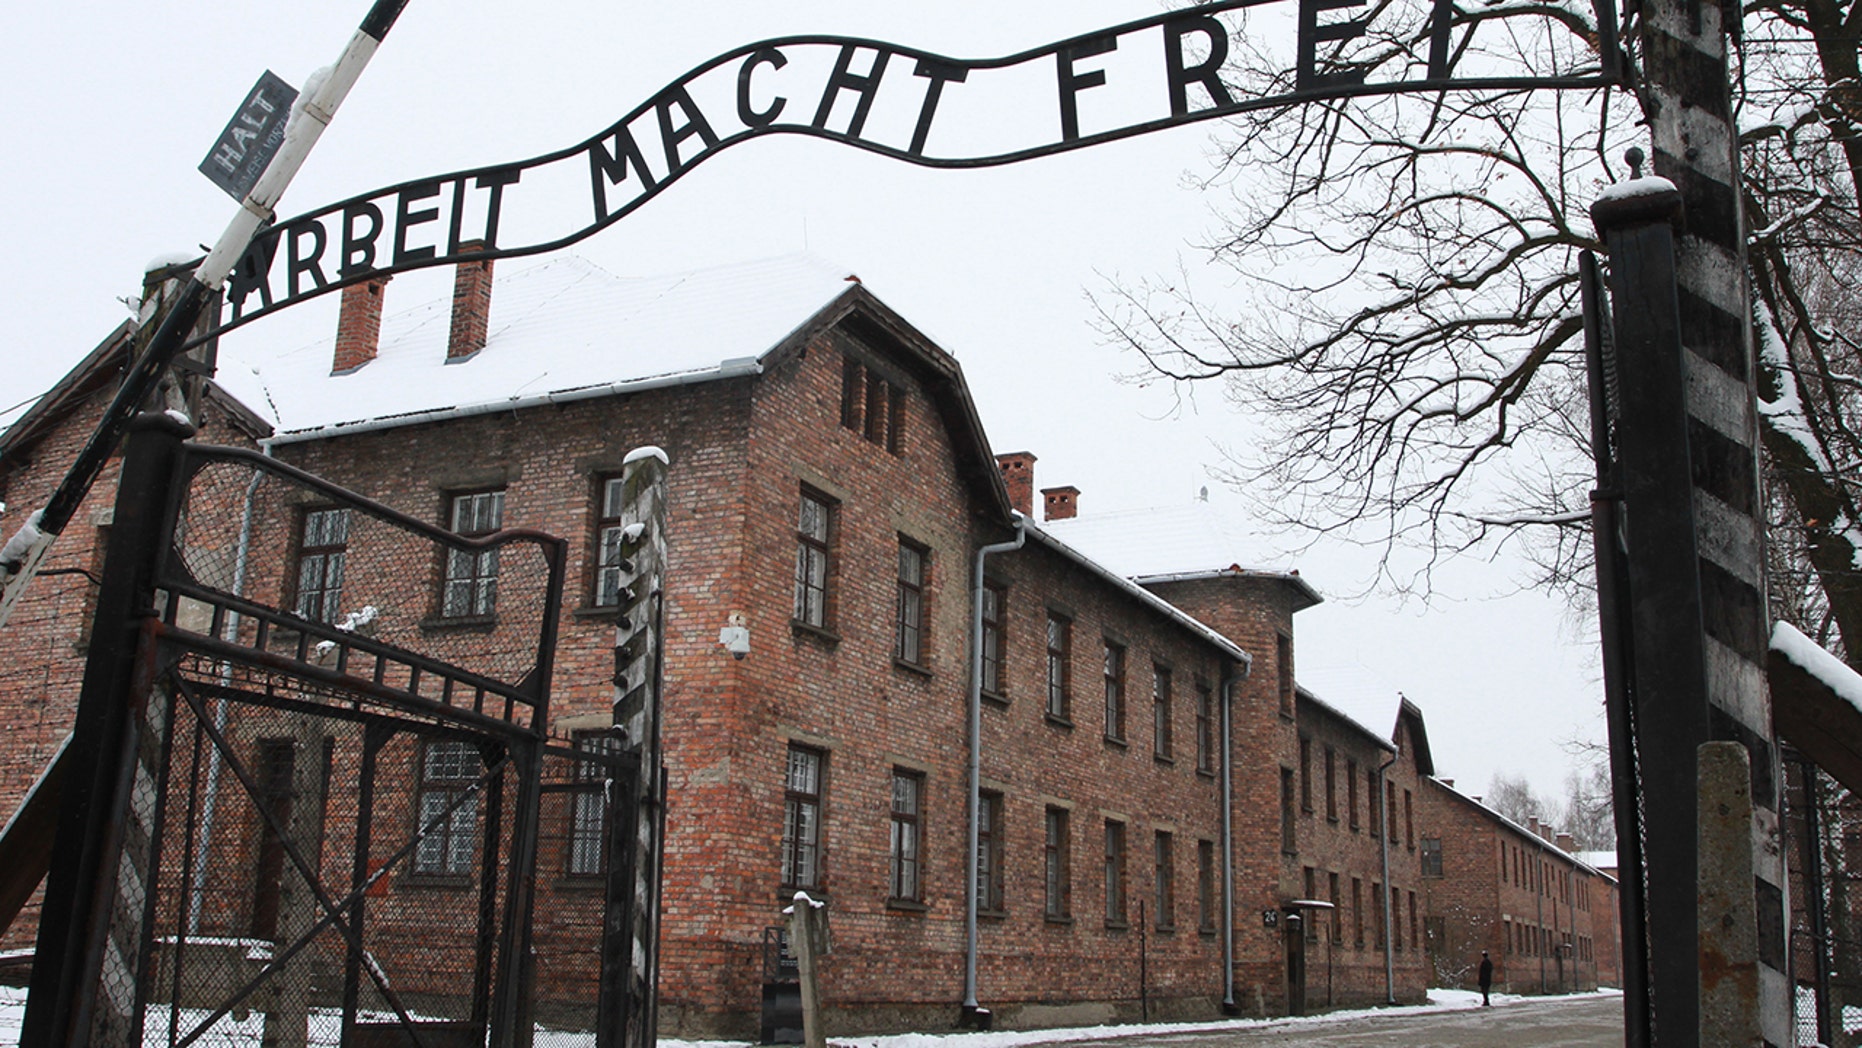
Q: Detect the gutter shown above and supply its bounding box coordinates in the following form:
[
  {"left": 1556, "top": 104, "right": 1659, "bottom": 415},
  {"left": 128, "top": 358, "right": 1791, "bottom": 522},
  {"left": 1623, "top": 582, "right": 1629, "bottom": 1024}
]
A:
[
  {"left": 1377, "top": 751, "right": 1397, "bottom": 1005},
  {"left": 963, "top": 516, "right": 1025, "bottom": 1021},
  {"left": 258, "top": 358, "right": 764, "bottom": 448},
  {"left": 1220, "top": 659, "right": 1249, "bottom": 1013}
]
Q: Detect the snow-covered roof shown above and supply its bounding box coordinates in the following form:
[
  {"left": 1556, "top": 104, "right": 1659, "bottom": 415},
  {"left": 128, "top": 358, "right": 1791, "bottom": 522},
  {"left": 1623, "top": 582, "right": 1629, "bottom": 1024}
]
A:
[
  {"left": 1772, "top": 621, "right": 1862, "bottom": 716},
  {"left": 1038, "top": 501, "right": 1301, "bottom": 581},
  {"left": 1573, "top": 850, "right": 1617, "bottom": 871},
  {"left": 1021, "top": 518, "right": 1252, "bottom": 668},
  {"left": 214, "top": 254, "right": 861, "bottom": 440}
]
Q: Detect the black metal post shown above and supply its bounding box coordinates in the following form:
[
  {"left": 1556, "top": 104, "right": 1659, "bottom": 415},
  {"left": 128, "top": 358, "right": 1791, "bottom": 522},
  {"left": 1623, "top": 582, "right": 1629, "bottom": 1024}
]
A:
[
  {"left": 1583, "top": 245, "right": 1654, "bottom": 1048},
  {"left": 22, "top": 412, "right": 192, "bottom": 1048},
  {"left": 1590, "top": 179, "right": 1708, "bottom": 1045},
  {"left": 1800, "top": 757, "right": 1834, "bottom": 1047}
]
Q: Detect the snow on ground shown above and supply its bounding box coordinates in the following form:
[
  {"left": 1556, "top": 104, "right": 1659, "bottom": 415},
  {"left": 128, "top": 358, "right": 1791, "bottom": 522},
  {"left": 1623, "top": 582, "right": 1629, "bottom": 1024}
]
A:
[{"left": 0, "top": 984, "right": 1622, "bottom": 1048}]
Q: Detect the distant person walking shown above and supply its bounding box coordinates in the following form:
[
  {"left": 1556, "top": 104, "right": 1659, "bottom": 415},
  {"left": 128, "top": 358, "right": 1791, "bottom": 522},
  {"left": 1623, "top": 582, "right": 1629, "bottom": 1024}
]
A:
[{"left": 1479, "top": 950, "right": 1494, "bottom": 1006}]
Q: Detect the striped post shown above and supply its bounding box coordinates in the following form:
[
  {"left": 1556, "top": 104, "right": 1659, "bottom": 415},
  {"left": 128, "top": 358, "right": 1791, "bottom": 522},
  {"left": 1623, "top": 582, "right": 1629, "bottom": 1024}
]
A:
[
  {"left": 1614, "top": 0, "right": 1791, "bottom": 1035},
  {"left": 608, "top": 447, "right": 668, "bottom": 1048}
]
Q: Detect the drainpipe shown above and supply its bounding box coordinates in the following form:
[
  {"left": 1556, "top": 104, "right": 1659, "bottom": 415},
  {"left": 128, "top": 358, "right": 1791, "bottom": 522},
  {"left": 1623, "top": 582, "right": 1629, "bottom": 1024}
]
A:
[
  {"left": 1220, "top": 660, "right": 1247, "bottom": 1014},
  {"left": 1377, "top": 751, "right": 1397, "bottom": 1005},
  {"left": 963, "top": 515, "right": 1025, "bottom": 1019}
]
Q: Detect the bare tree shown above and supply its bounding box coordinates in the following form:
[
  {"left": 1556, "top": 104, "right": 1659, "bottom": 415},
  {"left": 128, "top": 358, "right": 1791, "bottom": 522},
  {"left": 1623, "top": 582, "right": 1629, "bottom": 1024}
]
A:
[
  {"left": 1484, "top": 771, "right": 1555, "bottom": 828},
  {"left": 1100, "top": 0, "right": 1862, "bottom": 657}
]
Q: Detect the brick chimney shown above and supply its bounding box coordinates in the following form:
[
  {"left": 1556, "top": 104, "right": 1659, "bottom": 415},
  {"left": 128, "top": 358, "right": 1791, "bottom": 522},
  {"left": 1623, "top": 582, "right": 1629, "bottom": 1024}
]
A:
[
  {"left": 1527, "top": 816, "right": 1540, "bottom": 837},
  {"left": 1042, "top": 486, "right": 1080, "bottom": 521},
  {"left": 332, "top": 275, "right": 391, "bottom": 374},
  {"left": 447, "top": 242, "right": 494, "bottom": 362},
  {"left": 1556, "top": 832, "right": 1575, "bottom": 852},
  {"left": 996, "top": 452, "right": 1036, "bottom": 518}
]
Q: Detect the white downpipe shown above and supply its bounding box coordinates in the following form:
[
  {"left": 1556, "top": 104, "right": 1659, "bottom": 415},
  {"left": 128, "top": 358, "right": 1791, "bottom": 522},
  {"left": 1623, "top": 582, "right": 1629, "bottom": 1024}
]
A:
[{"left": 963, "top": 516, "right": 1024, "bottom": 1015}]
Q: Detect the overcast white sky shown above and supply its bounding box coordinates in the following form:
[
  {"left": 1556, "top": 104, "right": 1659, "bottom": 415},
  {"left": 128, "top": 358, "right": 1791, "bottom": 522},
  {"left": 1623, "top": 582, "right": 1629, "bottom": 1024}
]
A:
[{"left": 0, "top": 3, "right": 1606, "bottom": 804}]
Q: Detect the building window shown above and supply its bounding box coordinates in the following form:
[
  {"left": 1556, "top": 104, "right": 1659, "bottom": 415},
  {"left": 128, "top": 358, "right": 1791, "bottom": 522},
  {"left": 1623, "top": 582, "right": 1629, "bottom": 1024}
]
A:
[
  {"left": 896, "top": 539, "right": 929, "bottom": 665},
  {"left": 1324, "top": 745, "right": 1337, "bottom": 821},
  {"left": 840, "top": 357, "right": 863, "bottom": 430},
  {"left": 1152, "top": 665, "right": 1173, "bottom": 760},
  {"left": 1387, "top": 780, "right": 1399, "bottom": 840},
  {"left": 1369, "top": 768, "right": 1382, "bottom": 838},
  {"left": 1045, "top": 613, "right": 1072, "bottom": 721},
  {"left": 1299, "top": 736, "right": 1313, "bottom": 812},
  {"left": 1280, "top": 767, "right": 1297, "bottom": 853},
  {"left": 1328, "top": 872, "right": 1342, "bottom": 943},
  {"left": 889, "top": 769, "right": 924, "bottom": 903},
  {"left": 1194, "top": 684, "right": 1215, "bottom": 773},
  {"left": 980, "top": 581, "right": 1005, "bottom": 697},
  {"left": 793, "top": 490, "right": 834, "bottom": 629},
  {"left": 1425, "top": 915, "right": 1446, "bottom": 953},
  {"left": 593, "top": 476, "right": 631, "bottom": 607},
  {"left": 1153, "top": 831, "right": 1175, "bottom": 930},
  {"left": 1104, "top": 820, "right": 1128, "bottom": 926},
  {"left": 1198, "top": 840, "right": 1217, "bottom": 932},
  {"left": 977, "top": 791, "right": 1005, "bottom": 914},
  {"left": 414, "top": 739, "right": 480, "bottom": 876},
  {"left": 567, "top": 732, "right": 619, "bottom": 876},
  {"left": 1372, "top": 881, "right": 1385, "bottom": 948},
  {"left": 1303, "top": 867, "right": 1320, "bottom": 942},
  {"left": 442, "top": 490, "right": 503, "bottom": 618},
  {"left": 1404, "top": 789, "right": 1414, "bottom": 849},
  {"left": 1044, "top": 807, "right": 1071, "bottom": 919},
  {"left": 1389, "top": 884, "right": 1400, "bottom": 950},
  {"left": 1346, "top": 759, "right": 1360, "bottom": 831},
  {"left": 294, "top": 507, "right": 349, "bottom": 623},
  {"left": 1351, "top": 877, "right": 1363, "bottom": 947},
  {"left": 782, "top": 746, "right": 825, "bottom": 889},
  {"left": 1421, "top": 837, "right": 1443, "bottom": 877},
  {"left": 1408, "top": 890, "right": 1419, "bottom": 952},
  {"left": 1103, "top": 640, "right": 1126, "bottom": 742},
  {"left": 1276, "top": 633, "right": 1294, "bottom": 714}
]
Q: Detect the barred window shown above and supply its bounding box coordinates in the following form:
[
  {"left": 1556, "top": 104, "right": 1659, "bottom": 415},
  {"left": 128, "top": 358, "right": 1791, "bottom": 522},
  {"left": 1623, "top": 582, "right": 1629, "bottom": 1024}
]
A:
[
  {"left": 295, "top": 507, "right": 350, "bottom": 624},
  {"left": 889, "top": 770, "right": 925, "bottom": 902},
  {"left": 896, "top": 539, "right": 928, "bottom": 665},
  {"left": 782, "top": 747, "right": 825, "bottom": 889},
  {"left": 415, "top": 739, "right": 480, "bottom": 876},
  {"left": 594, "top": 477, "right": 631, "bottom": 607},
  {"left": 980, "top": 582, "right": 1005, "bottom": 697},
  {"left": 1194, "top": 684, "right": 1215, "bottom": 773},
  {"left": 443, "top": 490, "right": 503, "bottom": 618},
  {"left": 1421, "top": 837, "right": 1444, "bottom": 878},
  {"left": 977, "top": 790, "right": 1005, "bottom": 914},
  {"left": 1153, "top": 831, "right": 1174, "bottom": 930},
  {"left": 1044, "top": 807, "right": 1070, "bottom": 919},
  {"left": 1103, "top": 820, "right": 1127, "bottom": 926},
  {"left": 1045, "top": 613, "right": 1071, "bottom": 721},
  {"left": 568, "top": 732, "right": 620, "bottom": 876},
  {"left": 793, "top": 491, "right": 834, "bottom": 629},
  {"left": 1152, "top": 664, "right": 1173, "bottom": 760},
  {"left": 1103, "top": 640, "right": 1126, "bottom": 742},
  {"left": 1198, "top": 840, "right": 1217, "bottom": 933}
]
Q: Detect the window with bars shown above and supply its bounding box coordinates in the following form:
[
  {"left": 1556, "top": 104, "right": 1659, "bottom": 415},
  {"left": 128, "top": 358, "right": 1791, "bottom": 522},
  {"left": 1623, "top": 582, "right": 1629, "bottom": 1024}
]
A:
[
  {"left": 980, "top": 582, "right": 1006, "bottom": 698},
  {"left": 1329, "top": 872, "right": 1342, "bottom": 943},
  {"left": 1102, "top": 640, "right": 1126, "bottom": 742},
  {"left": 895, "top": 539, "right": 928, "bottom": 666},
  {"left": 414, "top": 739, "right": 480, "bottom": 876},
  {"left": 567, "top": 732, "right": 619, "bottom": 876},
  {"left": 442, "top": 490, "right": 503, "bottom": 618},
  {"left": 1044, "top": 807, "right": 1070, "bottom": 919},
  {"left": 1347, "top": 759, "right": 1360, "bottom": 831},
  {"left": 782, "top": 746, "right": 825, "bottom": 889},
  {"left": 889, "top": 770, "right": 924, "bottom": 903},
  {"left": 793, "top": 490, "right": 834, "bottom": 630},
  {"left": 1324, "top": 745, "right": 1338, "bottom": 821},
  {"left": 1152, "top": 665, "right": 1173, "bottom": 760},
  {"left": 1421, "top": 837, "right": 1444, "bottom": 877},
  {"left": 1045, "top": 613, "right": 1071, "bottom": 721},
  {"left": 1299, "top": 736, "right": 1313, "bottom": 812},
  {"left": 294, "top": 507, "right": 349, "bottom": 623},
  {"left": 977, "top": 790, "right": 1004, "bottom": 914},
  {"left": 1280, "top": 767, "right": 1297, "bottom": 854},
  {"left": 593, "top": 476, "right": 632, "bottom": 607},
  {"left": 1103, "top": 820, "right": 1127, "bottom": 926}
]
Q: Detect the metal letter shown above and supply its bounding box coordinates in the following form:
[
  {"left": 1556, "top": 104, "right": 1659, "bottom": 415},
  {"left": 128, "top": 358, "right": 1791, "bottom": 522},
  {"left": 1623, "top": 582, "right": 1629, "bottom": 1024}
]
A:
[
  {"left": 1164, "top": 15, "right": 1235, "bottom": 116},
  {"left": 1056, "top": 35, "right": 1117, "bottom": 142},
  {"left": 1296, "top": 0, "right": 1370, "bottom": 90},
  {"left": 737, "top": 47, "right": 789, "bottom": 128},
  {"left": 811, "top": 44, "right": 893, "bottom": 139},
  {"left": 588, "top": 126, "right": 658, "bottom": 222},
  {"left": 655, "top": 84, "right": 721, "bottom": 175},
  {"left": 392, "top": 180, "right": 442, "bottom": 266},
  {"left": 909, "top": 58, "right": 968, "bottom": 156},
  {"left": 340, "top": 201, "right": 384, "bottom": 276}
]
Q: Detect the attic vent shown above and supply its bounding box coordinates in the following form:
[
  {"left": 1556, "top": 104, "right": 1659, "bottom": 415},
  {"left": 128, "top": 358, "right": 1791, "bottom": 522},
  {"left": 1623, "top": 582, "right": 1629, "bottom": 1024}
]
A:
[{"left": 838, "top": 355, "right": 904, "bottom": 455}]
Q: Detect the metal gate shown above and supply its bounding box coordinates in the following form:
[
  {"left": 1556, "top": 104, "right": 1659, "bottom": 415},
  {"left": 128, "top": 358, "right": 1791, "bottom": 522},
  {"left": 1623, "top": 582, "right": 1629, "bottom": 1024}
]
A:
[{"left": 22, "top": 414, "right": 639, "bottom": 1048}]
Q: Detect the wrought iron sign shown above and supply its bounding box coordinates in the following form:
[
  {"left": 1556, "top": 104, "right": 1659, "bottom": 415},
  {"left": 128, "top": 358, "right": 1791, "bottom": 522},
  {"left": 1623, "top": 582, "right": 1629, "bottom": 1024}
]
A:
[{"left": 212, "top": 0, "right": 1621, "bottom": 334}]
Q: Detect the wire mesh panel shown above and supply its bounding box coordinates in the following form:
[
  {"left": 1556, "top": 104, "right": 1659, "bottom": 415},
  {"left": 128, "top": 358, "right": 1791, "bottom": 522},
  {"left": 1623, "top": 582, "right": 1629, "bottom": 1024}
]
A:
[{"left": 48, "top": 435, "right": 571, "bottom": 1048}]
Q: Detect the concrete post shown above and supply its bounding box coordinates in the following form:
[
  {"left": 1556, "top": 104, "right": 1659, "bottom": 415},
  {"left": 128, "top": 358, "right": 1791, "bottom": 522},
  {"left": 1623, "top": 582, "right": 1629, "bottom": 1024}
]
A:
[
  {"left": 1699, "top": 741, "right": 1761, "bottom": 1046},
  {"left": 788, "top": 893, "right": 828, "bottom": 1048}
]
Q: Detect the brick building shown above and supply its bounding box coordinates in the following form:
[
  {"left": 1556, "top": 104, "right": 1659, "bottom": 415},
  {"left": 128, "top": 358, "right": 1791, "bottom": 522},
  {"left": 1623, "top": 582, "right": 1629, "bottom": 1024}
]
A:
[
  {"left": 0, "top": 253, "right": 1606, "bottom": 1035},
  {"left": 1414, "top": 776, "right": 1620, "bottom": 994}
]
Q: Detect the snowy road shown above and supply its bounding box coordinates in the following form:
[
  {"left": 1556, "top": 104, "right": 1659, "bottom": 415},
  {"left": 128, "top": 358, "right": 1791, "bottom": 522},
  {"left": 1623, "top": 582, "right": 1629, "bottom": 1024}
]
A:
[{"left": 1010, "top": 995, "right": 1622, "bottom": 1048}]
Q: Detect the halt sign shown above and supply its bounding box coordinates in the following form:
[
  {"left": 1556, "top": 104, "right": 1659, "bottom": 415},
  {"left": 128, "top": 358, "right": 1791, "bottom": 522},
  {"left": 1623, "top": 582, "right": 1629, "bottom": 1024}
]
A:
[{"left": 198, "top": 71, "right": 298, "bottom": 201}]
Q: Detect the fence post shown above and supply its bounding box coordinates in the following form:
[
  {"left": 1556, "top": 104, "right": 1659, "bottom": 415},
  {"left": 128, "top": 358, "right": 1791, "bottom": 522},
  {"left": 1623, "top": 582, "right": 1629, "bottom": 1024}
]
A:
[
  {"left": 788, "top": 893, "right": 828, "bottom": 1048},
  {"left": 1699, "top": 742, "right": 1761, "bottom": 1045}
]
